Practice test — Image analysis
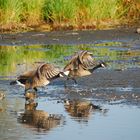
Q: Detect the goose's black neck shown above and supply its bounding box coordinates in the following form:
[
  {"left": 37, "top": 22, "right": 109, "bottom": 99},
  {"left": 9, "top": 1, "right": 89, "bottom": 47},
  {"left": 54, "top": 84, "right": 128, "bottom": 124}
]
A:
[{"left": 90, "top": 64, "right": 102, "bottom": 72}]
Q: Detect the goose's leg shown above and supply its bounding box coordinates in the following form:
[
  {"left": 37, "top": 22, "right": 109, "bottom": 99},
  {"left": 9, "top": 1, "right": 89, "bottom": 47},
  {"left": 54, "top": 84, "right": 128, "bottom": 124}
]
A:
[
  {"left": 64, "top": 77, "right": 70, "bottom": 87},
  {"left": 25, "top": 87, "right": 37, "bottom": 94},
  {"left": 72, "top": 78, "right": 78, "bottom": 87},
  {"left": 72, "top": 78, "right": 77, "bottom": 85},
  {"left": 64, "top": 77, "right": 78, "bottom": 87},
  {"left": 33, "top": 87, "right": 38, "bottom": 92}
]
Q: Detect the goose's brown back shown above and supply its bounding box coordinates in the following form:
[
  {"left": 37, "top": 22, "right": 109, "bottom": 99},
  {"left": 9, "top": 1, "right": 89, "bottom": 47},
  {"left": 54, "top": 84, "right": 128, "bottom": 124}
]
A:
[
  {"left": 64, "top": 52, "right": 80, "bottom": 71},
  {"left": 16, "top": 70, "right": 36, "bottom": 85},
  {"left": 18, "top": 70, "right": 36, "bottom": 79}
]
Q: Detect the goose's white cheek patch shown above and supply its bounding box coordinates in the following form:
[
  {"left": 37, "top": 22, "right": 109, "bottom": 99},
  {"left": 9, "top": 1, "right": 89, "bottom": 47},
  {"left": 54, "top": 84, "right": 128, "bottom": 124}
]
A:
[{"left": 63, "top": 71, "right": 70, "bottom": 76}]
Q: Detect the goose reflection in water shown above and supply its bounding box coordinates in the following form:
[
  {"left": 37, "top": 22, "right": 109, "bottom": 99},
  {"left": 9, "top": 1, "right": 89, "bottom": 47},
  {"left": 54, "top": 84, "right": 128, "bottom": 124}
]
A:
[
  {"left": 18, "top": 100, "right": 64, "bottom": 131},
  {"left": 24, "top": 90, "right": 37, "bottom": 103},
  {"left": 64, "top": 99, "right": 105, "bottom": 122}
]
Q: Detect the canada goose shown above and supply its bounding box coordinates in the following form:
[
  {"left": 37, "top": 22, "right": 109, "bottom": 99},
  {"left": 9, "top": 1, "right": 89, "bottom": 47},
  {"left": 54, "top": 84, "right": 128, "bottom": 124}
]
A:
[
  {"left": 10, "top": 63, "right": 64, "bottom": 92},
  {"left": 63, "top": 50, "right": 107, "bottom": 84}
]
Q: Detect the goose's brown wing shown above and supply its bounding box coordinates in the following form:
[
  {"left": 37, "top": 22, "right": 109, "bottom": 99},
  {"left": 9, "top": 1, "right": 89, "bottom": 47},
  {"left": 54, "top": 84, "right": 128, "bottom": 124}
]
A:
[
  {"left": 78, "top": 51, "right": 97, "bottom": 69},
  {"left": 64, "top": 52, "right": 80, "bottom": 70},
  {"left": 37, "top": 63, "right": 60, "bottom": 79}
]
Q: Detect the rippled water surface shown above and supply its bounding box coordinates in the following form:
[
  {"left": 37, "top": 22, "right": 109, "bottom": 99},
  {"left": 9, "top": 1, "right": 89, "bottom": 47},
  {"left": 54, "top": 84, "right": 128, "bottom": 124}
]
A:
[{"left": 0, "top": 42, "right": 140, "bottom": 140}]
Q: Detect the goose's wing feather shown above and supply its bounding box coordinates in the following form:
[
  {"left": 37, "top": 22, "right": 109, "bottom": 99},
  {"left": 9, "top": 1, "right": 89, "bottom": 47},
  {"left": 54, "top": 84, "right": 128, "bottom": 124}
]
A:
[
  {"left": 64, "top": 51, "right": 97, "bottom": 70},
  {"left": 37, "top": 63, "right": 60, "bottom": 79},
  {"left": 64, "top": 52, "right": 80, "bottom": 70},
  {"left": 78, "top": 51, "right": 97, "bottom": 69}
]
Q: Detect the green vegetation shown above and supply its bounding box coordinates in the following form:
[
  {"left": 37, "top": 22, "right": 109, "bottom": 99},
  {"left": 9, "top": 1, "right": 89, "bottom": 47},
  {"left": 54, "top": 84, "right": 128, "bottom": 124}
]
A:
[
  {"left": 0, "top": 43, "right": 140, "bottom": 76},
  {"left": 0, "top": 0, "right": 140, "bottom": 31}
]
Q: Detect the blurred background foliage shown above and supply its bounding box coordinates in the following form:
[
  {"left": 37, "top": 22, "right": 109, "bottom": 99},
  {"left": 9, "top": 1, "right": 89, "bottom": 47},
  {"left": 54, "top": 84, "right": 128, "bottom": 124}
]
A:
[{"left": 0, "top": 0, "right": 140, "bottom": 31}]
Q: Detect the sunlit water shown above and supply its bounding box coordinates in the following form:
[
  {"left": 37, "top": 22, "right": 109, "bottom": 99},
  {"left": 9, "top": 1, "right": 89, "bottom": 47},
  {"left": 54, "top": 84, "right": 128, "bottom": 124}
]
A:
[{"left": 0, "top": 42, "right": 140, "bottom": 140}]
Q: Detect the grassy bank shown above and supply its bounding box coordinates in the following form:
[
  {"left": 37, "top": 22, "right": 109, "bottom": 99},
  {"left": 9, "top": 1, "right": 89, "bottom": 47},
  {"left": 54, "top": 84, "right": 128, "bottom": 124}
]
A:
[{"left": 0, "top": 0, "right": 140, "bottom": 32}]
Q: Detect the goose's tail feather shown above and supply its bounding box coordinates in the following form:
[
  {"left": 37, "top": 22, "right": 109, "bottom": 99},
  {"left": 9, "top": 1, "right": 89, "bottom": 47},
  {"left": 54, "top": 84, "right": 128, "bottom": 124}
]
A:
[
  {"left": 10, "top": 80, "right": 18, "bottom": 85},
  {"left": 10, "top": 80, "right": 25, "bottom": 87}
]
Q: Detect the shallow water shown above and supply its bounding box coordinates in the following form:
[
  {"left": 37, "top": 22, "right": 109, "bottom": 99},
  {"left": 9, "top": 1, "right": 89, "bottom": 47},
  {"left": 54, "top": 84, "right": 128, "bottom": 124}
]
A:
[
  {"left": 0, "top": 42, "right": 140, "bottom": 140},
  {"left": 1, "top": 96, "right": 140, "bottom": 140}
]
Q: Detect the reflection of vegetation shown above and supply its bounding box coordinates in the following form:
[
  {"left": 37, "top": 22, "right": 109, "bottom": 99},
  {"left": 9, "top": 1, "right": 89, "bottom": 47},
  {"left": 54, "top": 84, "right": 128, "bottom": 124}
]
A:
[
  {"left": 0, "top": 43, "right": 140, "bottom": 76},
  {"left": 0, "top": 46, "right": 46, "bottom": 76}
]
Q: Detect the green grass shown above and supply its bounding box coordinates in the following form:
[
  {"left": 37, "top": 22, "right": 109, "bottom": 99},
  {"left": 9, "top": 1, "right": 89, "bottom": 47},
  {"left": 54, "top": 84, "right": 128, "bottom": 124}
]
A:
[
  {"left": 0, "top": 0, "right": 22, "bottom": 24},
  {"left": 0, "top": 0, "right": 140, "bottom": 31},
  {"left": 21, "top": 0, "right": 44, "bottom": 25}
]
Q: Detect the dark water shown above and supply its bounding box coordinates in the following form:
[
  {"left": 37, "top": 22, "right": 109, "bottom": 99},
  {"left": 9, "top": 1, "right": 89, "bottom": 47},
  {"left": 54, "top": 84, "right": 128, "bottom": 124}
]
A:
[{"left": 0, "top": 42, "right": 140, "bottom": 140}]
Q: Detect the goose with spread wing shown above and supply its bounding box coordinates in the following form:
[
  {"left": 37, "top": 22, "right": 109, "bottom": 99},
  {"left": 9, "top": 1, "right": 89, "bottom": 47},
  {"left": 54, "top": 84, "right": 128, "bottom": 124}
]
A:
[
  {"left": 63, "top": 50, "right": 106, "bottom": 84},
  {"left": 10, "top": 63, "right": 63, "bottom": 92}
]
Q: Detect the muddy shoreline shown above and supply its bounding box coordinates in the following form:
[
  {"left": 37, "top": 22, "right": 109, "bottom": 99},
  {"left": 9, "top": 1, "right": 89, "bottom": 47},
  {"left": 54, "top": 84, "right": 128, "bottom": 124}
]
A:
[{"left": 0, "top": 27, "right": 140, "bottom": 46}]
